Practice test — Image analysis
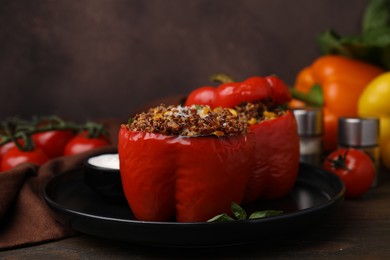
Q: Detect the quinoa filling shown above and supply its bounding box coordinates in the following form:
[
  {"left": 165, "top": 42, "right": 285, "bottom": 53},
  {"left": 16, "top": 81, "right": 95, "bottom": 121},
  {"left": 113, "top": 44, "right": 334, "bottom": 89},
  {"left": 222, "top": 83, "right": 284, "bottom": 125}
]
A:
[{"left": 127, "top": 102, "right": 286, "bottom": 137}]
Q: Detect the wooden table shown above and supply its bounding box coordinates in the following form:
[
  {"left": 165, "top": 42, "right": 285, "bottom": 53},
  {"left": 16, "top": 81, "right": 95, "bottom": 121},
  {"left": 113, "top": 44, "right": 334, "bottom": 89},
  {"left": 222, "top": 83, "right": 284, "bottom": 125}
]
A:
[{"left": 2, "top": 169, "right": 390, "bottom": 259}]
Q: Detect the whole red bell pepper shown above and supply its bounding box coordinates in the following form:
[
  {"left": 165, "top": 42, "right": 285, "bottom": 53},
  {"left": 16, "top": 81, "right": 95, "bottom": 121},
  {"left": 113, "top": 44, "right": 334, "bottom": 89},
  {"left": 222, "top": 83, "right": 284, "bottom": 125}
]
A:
[
  {"left": 119, "top": 75, "right": 299, "bottom": 222},
  {"left": 186, "top": 75, "right": 299, "bottom": 204},
  {"left": 185, "top": 75, "right": 291, "bottom": 108},
  {"left": 118, "top": 127, "right": 255, "bottom": 222}
]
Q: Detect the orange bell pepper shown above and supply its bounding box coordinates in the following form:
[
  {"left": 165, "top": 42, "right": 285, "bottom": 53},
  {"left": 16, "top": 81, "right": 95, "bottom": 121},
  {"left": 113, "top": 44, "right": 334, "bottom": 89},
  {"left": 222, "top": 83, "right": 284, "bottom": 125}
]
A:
[{"left": 291, "top": 55, "right": 384, "bottom": 152}]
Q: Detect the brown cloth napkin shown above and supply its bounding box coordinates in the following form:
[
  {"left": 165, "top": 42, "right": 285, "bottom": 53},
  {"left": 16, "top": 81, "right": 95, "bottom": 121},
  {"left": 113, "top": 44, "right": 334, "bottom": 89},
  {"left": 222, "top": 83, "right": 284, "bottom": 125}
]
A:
[{"left": 0, "top": 119, "right": 120, "bottom": 250}]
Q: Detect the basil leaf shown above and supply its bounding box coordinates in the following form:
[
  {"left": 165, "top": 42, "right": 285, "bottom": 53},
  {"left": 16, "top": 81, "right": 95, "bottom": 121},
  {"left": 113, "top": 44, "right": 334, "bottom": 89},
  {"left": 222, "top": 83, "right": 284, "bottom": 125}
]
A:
[
  {"left": 207, "top": 213, "right": 235, "bottom": 222},
  {"left": 361, "top": 27, "right": 390, "bottom": 46},
  {"left": 249, "top": 210, "right": 284, "bottom": 219},
  {"left": 231, "top": 202, "right": 247, "bottom": 220},
  {"left": 207, "top": 202, "right": 282, "bottom": 222},
  {"left": 317, "top": 0, "right": 390, "bottom": 70},
  {"left": 363, "top": 0, "right": 390, "bottom": 34},
  {"left": 317, "top": 30, "right": 354, "bottom": 57}
]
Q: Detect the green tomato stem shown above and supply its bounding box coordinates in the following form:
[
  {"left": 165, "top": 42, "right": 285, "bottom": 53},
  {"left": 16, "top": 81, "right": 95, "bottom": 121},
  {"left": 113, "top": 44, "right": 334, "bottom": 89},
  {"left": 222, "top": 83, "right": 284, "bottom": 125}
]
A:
[{"left": 0, "top": 115, "right": 107, "bottom": 151}]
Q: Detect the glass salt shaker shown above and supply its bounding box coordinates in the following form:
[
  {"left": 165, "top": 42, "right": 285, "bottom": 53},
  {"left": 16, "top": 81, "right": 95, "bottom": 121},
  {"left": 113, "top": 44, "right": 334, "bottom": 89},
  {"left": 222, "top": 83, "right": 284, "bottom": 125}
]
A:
[
  {"left": 292, "top": 108, "right": 323, "bottom": 166},
  {"left": 338, "top": 117, "right": 380, "bottom": 187}
]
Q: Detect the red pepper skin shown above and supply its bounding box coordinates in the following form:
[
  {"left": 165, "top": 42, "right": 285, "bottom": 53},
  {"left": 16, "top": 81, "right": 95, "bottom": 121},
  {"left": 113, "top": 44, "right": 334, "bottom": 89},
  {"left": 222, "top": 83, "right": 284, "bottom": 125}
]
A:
[
  {"left": 118, "top": 126, "right": 255, "bottom": 222},
  {"left": 119, "top": 128, "right": 176, "bottom": 222},
  {"left": 186, "top": 76, "right": 299, "bottom": 204},
  {"left": 265, "top": 75, "right": 292, "bottom": 105},
  {"left": 243, "top": 111, "right": 300, "bottom": 203},
  {"left": 213, "top": 77, "right": 270, "bottom": 108},
  {"left": 184, "top": 86, "right": 217, "bottom": 108},
  {"left": 185, "top": 76, "right": 291, "bottom": 108}
]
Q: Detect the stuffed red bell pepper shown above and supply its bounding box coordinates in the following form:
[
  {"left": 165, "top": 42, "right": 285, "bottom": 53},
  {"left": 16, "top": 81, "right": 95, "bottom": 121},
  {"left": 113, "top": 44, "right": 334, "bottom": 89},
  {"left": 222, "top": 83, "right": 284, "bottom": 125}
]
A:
[
  {"left": 118, "top": 105, "right": 255, "bottom": 222},
  {"left": 185, "top": 75, "right": 300, "bottom": 203}
]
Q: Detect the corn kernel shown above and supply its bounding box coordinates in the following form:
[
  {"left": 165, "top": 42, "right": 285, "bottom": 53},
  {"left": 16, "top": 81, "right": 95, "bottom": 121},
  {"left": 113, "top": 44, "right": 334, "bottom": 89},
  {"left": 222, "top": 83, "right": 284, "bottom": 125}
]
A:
[
  {"left": 213, "top": 107, "right": 223, "bottom": 113},
  {"left": 228, "top": 108, "right": 238, "bottom": 117},
  {"left": 212, "top": 131, "right": 225, "bottom": 137},
  {"left": 263, "top": 111, "right": 276, "bottom": 119},
  {"left": 203, "top": 107, "right": 211, "bottom": 114},
  {"left": 153, "top": 113, "right": 163, "bottom": 120},
  {"left": 197, "top": 107, "right": 211, "bottom": 118},
  {"left": 248, "top": 117, "right": 257, "bottom": 125}
]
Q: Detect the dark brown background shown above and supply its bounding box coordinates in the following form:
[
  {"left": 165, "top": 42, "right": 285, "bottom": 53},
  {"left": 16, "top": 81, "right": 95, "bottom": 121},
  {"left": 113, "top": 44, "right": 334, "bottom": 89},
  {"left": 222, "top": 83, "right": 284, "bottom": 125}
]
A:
[{"left": 0, "top": 0, "right": 367, "bottom": 122}]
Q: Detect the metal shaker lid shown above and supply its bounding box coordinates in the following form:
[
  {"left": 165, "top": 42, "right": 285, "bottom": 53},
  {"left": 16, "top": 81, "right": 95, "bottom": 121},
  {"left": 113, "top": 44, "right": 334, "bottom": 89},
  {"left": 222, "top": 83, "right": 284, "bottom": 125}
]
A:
[
  {"left": 338, "top": 117, "right": 379, "bottom": 147},
  {"left": 292, "top": 108, "right": 322, "bottom": 136}
]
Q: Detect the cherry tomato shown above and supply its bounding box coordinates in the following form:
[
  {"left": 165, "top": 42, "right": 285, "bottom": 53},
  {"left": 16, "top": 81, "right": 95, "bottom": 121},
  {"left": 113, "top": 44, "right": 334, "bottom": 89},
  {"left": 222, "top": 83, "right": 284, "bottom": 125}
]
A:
[
  {"left": 63, "top": 131, "right": 110, "bottom": 156},
  {"left": 32, "top": 130, "right": 74, "bottom": 158},
  {"left": 0, "top": 141, "right": 16, "bottom": 162},
  {"left": 323, "top": 148, "right": 375, "bottom": 198},
  {"left": 1, "top": 146, "right": 49, "bottom": 171}
]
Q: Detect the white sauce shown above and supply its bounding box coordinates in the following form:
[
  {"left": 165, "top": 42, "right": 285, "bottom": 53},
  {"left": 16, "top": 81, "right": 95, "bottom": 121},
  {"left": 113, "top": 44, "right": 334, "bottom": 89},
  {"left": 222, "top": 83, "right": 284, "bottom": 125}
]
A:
[{"left": 87, "top": 153, "right": 119, "bottom": 170}]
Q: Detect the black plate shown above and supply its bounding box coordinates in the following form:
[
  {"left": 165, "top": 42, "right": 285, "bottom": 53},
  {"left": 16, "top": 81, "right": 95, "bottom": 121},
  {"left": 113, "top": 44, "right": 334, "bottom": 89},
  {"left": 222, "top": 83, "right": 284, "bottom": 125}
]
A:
[{"left": 43, "top": 163, "right": 345, "bottom": 247}]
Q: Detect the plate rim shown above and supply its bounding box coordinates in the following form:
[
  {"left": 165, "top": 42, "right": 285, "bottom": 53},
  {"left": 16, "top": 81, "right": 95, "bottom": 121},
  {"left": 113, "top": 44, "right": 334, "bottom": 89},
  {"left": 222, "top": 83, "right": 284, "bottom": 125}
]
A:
[{"left": 43, "top": 163, "right": 345, "bottom": 227}]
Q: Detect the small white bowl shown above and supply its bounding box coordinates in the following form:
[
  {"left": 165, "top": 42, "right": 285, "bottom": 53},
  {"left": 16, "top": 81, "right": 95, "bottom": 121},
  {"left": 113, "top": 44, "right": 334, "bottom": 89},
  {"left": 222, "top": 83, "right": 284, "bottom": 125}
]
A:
[{"left": 84, "top": 153, "right": 125, "bottom": 201}]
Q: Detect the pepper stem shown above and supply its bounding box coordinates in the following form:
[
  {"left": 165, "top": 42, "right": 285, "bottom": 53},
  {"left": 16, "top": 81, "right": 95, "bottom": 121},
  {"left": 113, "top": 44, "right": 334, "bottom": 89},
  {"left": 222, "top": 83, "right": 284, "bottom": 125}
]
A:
[
  {"left": 290, "top": 84, "right": 324, "bottom": 107},
  {"left": 209, "top": 73, "right": 235, "bottom": 84}
]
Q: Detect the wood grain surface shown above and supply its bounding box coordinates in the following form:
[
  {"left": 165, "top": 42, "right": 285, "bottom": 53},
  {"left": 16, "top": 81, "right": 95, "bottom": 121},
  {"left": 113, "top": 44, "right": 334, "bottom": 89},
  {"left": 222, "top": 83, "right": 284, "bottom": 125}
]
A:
[{"left": 2, "top": 168, "right": 390, "bottom": 259}]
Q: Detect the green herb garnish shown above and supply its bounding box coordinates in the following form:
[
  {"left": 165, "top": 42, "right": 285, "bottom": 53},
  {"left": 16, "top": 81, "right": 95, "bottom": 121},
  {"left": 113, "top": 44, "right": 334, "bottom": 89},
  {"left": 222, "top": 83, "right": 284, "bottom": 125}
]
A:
[
  {"left": 207, "top": 202, "right": 284, "bottom": 222},
  {"left": 317, "top": 0, "right": 390, "bottom": 70}
]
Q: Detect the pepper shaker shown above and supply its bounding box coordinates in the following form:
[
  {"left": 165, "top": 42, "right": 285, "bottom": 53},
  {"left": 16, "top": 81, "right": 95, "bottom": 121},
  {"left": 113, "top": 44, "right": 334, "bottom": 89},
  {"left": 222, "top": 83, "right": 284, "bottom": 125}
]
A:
[
  {"left": 338, "top": 117, "right": 380, "bottom": 187},
  {"left": 292, "top": 108, "right": 323, "bottom": 166}
]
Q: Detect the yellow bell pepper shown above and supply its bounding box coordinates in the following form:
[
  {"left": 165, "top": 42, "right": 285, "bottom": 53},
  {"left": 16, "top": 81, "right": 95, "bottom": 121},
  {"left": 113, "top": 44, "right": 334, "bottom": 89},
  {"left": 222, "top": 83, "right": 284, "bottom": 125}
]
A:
[{"left": 358, "top": 72, "right": 390, "bottom": 169}]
